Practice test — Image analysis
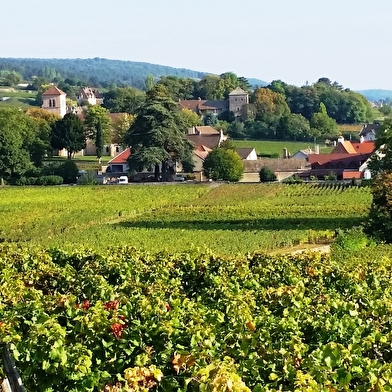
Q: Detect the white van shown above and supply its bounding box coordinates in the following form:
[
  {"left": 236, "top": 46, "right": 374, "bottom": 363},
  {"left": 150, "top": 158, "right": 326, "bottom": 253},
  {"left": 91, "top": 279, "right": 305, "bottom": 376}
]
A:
[{"left": 118, "top": 176, "right": 129, "bottom": 184}]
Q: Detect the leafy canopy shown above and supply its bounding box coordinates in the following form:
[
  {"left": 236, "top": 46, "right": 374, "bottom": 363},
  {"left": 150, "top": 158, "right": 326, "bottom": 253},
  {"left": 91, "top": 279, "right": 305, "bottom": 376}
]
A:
[
  {"left": 125, "top": 85, "right": 194, "bottom": 180},
  {"left": 203, "top": 147, "right": 244, "bottom": 182}
]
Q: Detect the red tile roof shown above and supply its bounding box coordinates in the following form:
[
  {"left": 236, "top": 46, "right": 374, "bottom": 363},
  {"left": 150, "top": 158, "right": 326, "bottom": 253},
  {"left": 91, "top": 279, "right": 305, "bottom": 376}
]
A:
[
  {"left": 351, "top": 141, "right": 375, "bottom": 154},
  {"left": 42, "top": 86, "right": 66, "bottom": 96},
  {"left": 108, "top": 148, "right": 130, "bottom": 164},
  {"left": 332, "top": 141, "right": 357, "bottom": 154}
]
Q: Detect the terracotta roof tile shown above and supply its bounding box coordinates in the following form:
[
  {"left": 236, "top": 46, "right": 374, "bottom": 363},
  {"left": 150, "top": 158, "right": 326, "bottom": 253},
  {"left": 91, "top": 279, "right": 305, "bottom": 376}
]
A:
[
  {"left": 42, "top": 86, "right": 66, "bottom": 96},
  {"left": 108, "top": 148, "right": 130, "bottom": 164}
]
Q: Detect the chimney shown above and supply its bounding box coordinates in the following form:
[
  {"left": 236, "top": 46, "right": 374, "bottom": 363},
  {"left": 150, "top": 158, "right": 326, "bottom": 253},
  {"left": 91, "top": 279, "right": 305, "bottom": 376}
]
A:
[
  {"left": 315, "top": 145, "right": 320, "bottom": 154},
  {"left": 283, "top": 148, "right": 288, "bottom": 159},
  {"left": 360, "top": 135, "right": 365, "bottom": 143},
  {"left": 337, "top": 136, "right": 344, "bottom": 144}
]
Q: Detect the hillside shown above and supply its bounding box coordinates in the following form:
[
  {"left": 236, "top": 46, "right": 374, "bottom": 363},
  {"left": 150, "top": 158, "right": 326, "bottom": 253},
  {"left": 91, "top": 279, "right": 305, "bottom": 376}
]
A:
[
  {"left": 356, "top": 89, "right": 392, "bottom": 101},
  {"left": 0, "top": 57, "right": 267, "bottom": 90}
]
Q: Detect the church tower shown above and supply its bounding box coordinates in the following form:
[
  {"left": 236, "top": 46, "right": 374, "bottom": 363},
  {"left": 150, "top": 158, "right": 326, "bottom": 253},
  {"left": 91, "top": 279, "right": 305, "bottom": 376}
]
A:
[
  {"left": 42, "top": 86, "right": 67, "bottom": 118},
  {"left": 228, "top": 87, "right": 249, "bottom": 120}
]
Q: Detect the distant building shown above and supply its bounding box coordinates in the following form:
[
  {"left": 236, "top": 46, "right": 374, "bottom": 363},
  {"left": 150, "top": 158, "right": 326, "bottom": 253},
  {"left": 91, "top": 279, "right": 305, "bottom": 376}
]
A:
[
  {"left": 179, "top": 87, "right": 249, "bottom": 120},
  {"left": 41, "top": 86, "right": 67, "bottom": 117},
  {"left": 77, "top": 87, "right": 104, "bottom": 106}
]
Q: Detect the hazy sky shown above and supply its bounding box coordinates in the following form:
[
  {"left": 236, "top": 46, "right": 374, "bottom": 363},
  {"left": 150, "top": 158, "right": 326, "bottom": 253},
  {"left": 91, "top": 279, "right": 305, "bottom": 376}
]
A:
[{"left": 3, "top": 0, "right": 392, "bottom": 90}]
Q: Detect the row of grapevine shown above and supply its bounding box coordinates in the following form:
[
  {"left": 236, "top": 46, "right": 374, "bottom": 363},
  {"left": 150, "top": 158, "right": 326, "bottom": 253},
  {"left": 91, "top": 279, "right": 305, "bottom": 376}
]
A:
[{"left": 2, "top": 243, "right": 392, "bottom": 391}]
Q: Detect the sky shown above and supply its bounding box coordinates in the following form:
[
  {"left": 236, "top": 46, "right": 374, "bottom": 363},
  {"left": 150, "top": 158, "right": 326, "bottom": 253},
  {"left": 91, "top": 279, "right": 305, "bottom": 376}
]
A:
[{"left": 2, "top": 0, "right": 392, "bottom": 90}]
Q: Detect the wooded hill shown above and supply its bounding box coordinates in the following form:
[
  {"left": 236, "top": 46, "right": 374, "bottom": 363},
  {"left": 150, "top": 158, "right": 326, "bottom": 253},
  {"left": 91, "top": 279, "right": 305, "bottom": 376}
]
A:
[{"left": 0, "top": 57, "right": 267, "bottom": 90}]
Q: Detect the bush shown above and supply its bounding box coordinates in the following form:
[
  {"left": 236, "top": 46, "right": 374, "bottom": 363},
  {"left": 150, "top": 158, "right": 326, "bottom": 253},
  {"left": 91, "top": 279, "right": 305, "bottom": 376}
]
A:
[
  {"left": 57, "top": 160, "right": 79, "bottom": 184},
  {"left": 78, "top": 171, "right": 99, "bottom": 185},
  {"left": 259, "top": 167, "right": 276, "bottom": 182},
  {"left": 282, "top": 174, "right": 303, "bottom": 184},
  {"left": 15, "top": 176, "right": 63, "bottom": 186}
]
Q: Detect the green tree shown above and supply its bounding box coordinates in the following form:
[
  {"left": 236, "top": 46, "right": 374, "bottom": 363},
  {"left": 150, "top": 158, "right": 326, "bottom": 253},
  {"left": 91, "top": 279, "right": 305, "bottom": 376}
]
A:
[
  {"left": 103, "top": 87, "right": 145, "bottom": 114},
  {"left": 203, "top": 112, "right": 218, "bottom": 126},
  {"left": 124, "top": 85, "right": 194, "bottom": 181},
  {"left": 364, "top": 171, "right": 392, "bottom": 243},
  {"left": 276, "top": 113, "right": 311, "bottom": 140},
  {"left": 50, "top": 113, "right": 86, "bottom": 159},
  {"left": 368, "top": 118, "right": 392, "bottom": 175},
  {"left": 310, "top": 103, "right": 339, "bottom": 140},
  {"left": 0, "top": 108, "right": 31, "bottom": 181},
  {"left": 259, "top": 166, "right": 277, "bottom": 182},
  {"left": 145, "top": 74, "right": 155, "bottom": 91},
  {"left": 178, "top": 108, "right": 202, "bottom": 128},
  {"left": 203, "top": 148, "right": 244, "bottom": 181},
  {"left": 83, "top": 105, "right": 112, "bottom": 159},
  {"left": 111, "top": 113, "right": 135, "bottom": 147}
]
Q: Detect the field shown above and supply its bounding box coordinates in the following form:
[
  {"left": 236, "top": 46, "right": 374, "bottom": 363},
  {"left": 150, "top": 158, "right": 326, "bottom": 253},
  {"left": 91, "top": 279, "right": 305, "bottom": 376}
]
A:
[
  {"left": 4, "top": 183, "right": 392, "bottom": 391},
  {"left": 0, "top": 89, "right": 37, "bottom": 109},
  {"left": 0, "top": 183, "right": 372, "bottom": 255},
  {"left": 231, "top": 140, "right": 333, "bottom": 157}
]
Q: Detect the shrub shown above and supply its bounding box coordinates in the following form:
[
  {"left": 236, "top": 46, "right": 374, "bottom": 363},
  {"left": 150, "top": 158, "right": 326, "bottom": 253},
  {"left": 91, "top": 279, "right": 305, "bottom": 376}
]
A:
[
  {"left": 283, "top": 174, "right": 303, "bottom": 184},
  {"left": 78, "top": 171, "right": 99, "bottom": 185},
  {"left": 57, "top": 160, "right": 79, "bottom": 184},
  {"left": 259, "top": 167, "right": 276, "bottom": 182}
]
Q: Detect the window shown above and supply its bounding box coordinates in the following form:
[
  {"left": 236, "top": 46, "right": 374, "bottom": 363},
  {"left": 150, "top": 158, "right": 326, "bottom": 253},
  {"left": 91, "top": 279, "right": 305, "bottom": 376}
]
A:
[
  {"left": 49, "top": 100, "right": 52, "bottom": 107},
  {"left": 116, "top": 146, "right": 119, "bottom": 152}
]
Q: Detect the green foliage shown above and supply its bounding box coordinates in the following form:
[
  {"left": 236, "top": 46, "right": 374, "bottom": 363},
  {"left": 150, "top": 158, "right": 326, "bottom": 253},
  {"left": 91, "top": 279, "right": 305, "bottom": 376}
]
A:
[
  {"left": 324, "top": 171, "right": 338, "bottom": 181},
  {"left": 125, "top": 85, "right": 194, "bottom": 180},
  {"left": 203, "top": 148, "right": 244, "bottom": 181},
  {"left": 57, "top": 160, "right": 79, "bottom": 184},
  {"left": 0, "top": 184, "right": 371, "bottom": 255},
  {"left": 282, "top": 174, "right": 303, "bottom": 184},
  {"left": 364, "top": 171, "right": 392, "bottom": 243},
  {"left": 15, "top": 175, "right": 63, "bottom": 186},
  {"left": 2, "top": 244, "right": 392, "bottom": 390},
  {"left": 332, "top": 227, "right": 374, "bottom": 252},
  {"left": 259, "top": 166, "right": 277, "bottom": 182},
  {"left": 78, "top": 171, "right": 99, "bottom": 185},
  {"left": 50, "top": 113, "right": 86, "bottom": 159},
  {"left": 0, "top": 107, "right": 33, "bottom": 181},
  {"left": 83, "top": 105, "right": 111, "bottom": 159}
]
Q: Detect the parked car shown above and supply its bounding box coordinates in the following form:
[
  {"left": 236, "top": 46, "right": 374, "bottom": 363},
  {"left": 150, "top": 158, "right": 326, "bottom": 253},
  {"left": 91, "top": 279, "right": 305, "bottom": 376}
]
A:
[
  {"left": 118, "top": 176, "right": 129, "bottom": 184},
  {"left": 173, "top": 174, "right": 185, "bottom": 182}
]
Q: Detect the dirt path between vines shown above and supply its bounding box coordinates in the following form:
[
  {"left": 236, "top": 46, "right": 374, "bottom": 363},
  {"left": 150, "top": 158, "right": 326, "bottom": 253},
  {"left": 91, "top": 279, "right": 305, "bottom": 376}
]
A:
[{"left": 270, "top": 243, "right": 332, "bottom": 255}]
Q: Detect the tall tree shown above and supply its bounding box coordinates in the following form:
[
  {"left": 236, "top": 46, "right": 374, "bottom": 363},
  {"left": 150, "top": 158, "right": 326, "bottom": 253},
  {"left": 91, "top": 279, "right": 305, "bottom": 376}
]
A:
[
  {"left": 50, "top": 113, "right": 86, "bottom": 159},
  {"left": 368, "top": 118, "right": 392, "bottom": 175},
  {"left": 124, "top": 85, "right": 194, "bottom": 181},
  {"left": 310, "top": 103, "right": 339, "bottom": 140},
  {"left": 0, "top": 108, "right": 31, "bottom": 181},
  {"left": 83, "top": 105, "right": 112, "bottom": 159}
]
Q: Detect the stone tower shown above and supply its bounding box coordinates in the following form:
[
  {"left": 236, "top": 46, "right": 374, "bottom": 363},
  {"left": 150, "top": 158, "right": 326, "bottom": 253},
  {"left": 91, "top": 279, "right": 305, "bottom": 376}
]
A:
[
  {"left": 228, "top": 87, "right": 249, "bottom": 119},
  {"left": 41, "top": 85, "right": 67, "bottom": 118}
]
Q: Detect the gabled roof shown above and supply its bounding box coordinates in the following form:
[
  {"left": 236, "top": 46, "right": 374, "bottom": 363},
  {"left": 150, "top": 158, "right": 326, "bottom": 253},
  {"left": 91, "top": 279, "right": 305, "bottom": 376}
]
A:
[
  {"left": 108, "top": 148, "right": 130, "bottom": 164},
  {"left": 351, "top": 141, "right": 375, "bottom": 154},
  {"left": 308, "top": 153, "right": 371, "bottom": 166},
  {"left": 194, "top": 145, "right": 212, "bottom": 160},
  {"left": 186, "top": 134, "right": 221, "bottom": 149},
  {"left": 42, "top": 86, "right": 66, "bottom": 96},
  {"left": 331, "top": 141, "right": 358, "bottom": 154},
  {"left": 188, "top": 126, "right": 220, "bottom": 135},
  {"left": 179, "top": 99, "right": 228, "bottom": 111},
  {"left": 229, "top": 87, "right": 248, "bottom": 96},
  {"left": 236, "top": 147, "right": 255, "bottom": 159},
  {"left": 359, "top": 123, "right": 380, "bottom": 136}
]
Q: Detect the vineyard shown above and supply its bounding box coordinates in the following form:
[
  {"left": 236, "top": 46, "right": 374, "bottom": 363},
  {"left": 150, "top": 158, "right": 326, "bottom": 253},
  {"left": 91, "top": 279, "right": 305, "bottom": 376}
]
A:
[
  {"left": 0, "top": 183, "right": 372, "bottom": 255},
  {"left": 1, "top": 182, "right": 384, "bottom": 391},
  {"left": 2, "top": 242, "right": 392, "bottom": 391}
]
